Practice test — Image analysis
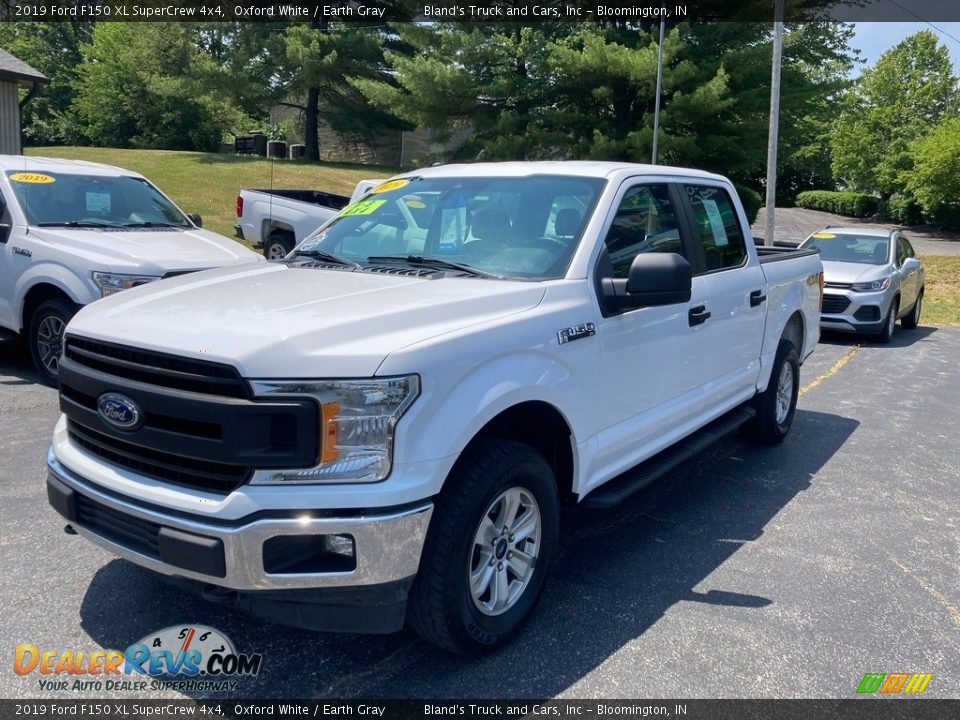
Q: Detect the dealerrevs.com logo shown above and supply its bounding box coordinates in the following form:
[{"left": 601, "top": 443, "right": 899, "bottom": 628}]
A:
[
  {"left": 856, "top": 672, "right": 933, "bottom": 695},
  {"left": 14, "top": 625, "right": 262, "bottom": 693}
]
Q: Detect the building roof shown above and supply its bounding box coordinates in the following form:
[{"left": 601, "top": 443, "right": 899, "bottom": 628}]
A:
[{"left": 0, "top": 48, "right": 48, "bottom": 84}]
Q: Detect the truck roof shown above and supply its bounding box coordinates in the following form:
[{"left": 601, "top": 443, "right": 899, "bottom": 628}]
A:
[
  {"left": 0, "top": 155, "right": 144, "bottom": 177},
  {"left": 405, "top": 160, "right": 728, "bottom": 182}
]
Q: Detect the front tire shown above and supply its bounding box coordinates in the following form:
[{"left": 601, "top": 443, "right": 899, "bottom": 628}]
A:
[
  {"left": 877, "top": 298, "right": 899, "bottom": 343},
  {"left": 408, "top": 438, "right": 560, "bottom": 654},
  {"left": 743, "top": 339, "right": 799, "bottom": 445},
  {"left": 901, "top": 290, "right": 922, "bottom": 330},
  {"left": 28, "top": 298, "right": 76, "bottom": 387}
]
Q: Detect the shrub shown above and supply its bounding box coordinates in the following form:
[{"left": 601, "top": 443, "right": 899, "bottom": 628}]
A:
[
  {"left": 795, "top": 190, "right": 880, "bottom": 218},
  {"left": 882, "top": 195, "right": 924, "bottom": 225},
  {"left": 733, "top": 183, "right": 762, "bottom": 225}
]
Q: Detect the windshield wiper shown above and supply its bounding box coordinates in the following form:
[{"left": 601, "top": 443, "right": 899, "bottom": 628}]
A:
[
  {"left": 366, "top": 255, "right": 501, "bottom": 279},
  {"left": 291, "top": 249, "right": 361, "bottom": 268},
  {"left": 37, "top": 221, "right": 117, "bottom": 228},
  {"left": 120, "top": 221, "right": 183, "bottom": 228}
]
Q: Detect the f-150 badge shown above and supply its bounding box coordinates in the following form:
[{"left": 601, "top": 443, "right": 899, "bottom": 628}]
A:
[{"left": 558, "top": 323, "right": 596, "bottom": 345}]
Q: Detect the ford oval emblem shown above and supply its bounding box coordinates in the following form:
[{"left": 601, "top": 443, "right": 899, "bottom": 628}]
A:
[{"left": 97, "top": 393, "right": 142, "bottom": 430}]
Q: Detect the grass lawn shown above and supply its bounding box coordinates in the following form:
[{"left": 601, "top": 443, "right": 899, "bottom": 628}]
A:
[
  {"left": 919, "top": 255, "right": 960, "bottom": 326},
  {"left": 26, "top": 146, "right": 398, "bottom": 243}
]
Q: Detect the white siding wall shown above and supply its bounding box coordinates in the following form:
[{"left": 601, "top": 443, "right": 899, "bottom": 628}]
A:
[{"left": 0, "top": 81, "right": 22, "bottom": 154}]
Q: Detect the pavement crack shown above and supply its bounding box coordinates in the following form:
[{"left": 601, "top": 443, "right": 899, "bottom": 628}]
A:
[
  {"left": 888, "top": 554, "right": 960, "bottom": 632},
  {"left": 799, "top": 343, "right": 862, "bottom": 397}
]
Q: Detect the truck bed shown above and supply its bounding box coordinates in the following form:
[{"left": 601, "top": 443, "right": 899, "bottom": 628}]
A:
[{"left": 247, "top": 189, "right": 351, "bottom": 210}]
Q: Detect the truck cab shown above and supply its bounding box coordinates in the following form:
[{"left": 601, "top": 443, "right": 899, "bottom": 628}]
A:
[{"left": 0, "top": 156, "right": 262, "bottom": 384}]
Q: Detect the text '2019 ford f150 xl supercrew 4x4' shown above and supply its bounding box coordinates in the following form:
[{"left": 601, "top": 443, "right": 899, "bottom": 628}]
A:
[{"left": 46, "top": 162, "right": 822, "bottom": 654}]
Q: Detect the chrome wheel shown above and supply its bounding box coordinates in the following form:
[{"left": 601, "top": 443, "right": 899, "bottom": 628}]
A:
[
  {"left": 469, "top": 487, "right": 541, "bottom": 616},
  {"left": 36, "top": 315, "right": 65, "bottom": 374},
  {"left": 775, "top": 361, "right": 794, "bottom": 425},
  {"left": 267, "top": 242, "right": 289, "bottom": 260}
]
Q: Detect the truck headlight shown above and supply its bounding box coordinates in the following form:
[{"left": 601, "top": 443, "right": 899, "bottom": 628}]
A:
[
  {"left": 851, "top": 277, "right": 890, "bottom": 292},
  {"left": 92, "top": 272, "right": 160, "bottom": 297},
  {"left": 250, "top": 375, "right": 419, "bottom": 483}
]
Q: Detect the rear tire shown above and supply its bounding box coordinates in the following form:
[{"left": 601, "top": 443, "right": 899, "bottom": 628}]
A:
[
  {"left": 877, "top": 298, "right": 899, "bottom": 343},
  {"left": 28, "top": 298, "right": 76, "bottom": 387},
  {"left": 901, "top": 291, "right": 922, "bottom": 330},
  {"left": 743, "top": 339, "right": 799, "bottom": 445},
  {"left": 264, "top": 231, "right": 295, "bottom": 260},
  {"left": 407, "top": 438, "right": 559, "bottom": 654}
]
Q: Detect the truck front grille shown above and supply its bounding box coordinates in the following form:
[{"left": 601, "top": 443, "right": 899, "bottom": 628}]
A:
[
  {"left": 821, "top": 294, "right": 851, "bottom": 314},
  {"left": 68, "top": 422, "right": 250, "bottom": 494},
  {"left": 64, "top": 338, "right": 248, "bottom": 398}
]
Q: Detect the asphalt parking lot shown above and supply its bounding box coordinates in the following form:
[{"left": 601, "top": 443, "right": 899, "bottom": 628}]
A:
[{"left": 1, "top": 326, "right": 958, "bottom": 700}]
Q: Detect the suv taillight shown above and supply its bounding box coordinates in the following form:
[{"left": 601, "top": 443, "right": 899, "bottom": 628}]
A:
[{"left": 236, "top": 195, "right": 243, "bottom": 218}]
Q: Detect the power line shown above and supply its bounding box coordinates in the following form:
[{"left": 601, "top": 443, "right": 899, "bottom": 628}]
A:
[{"left": 886, "top": 0, "right": 960, "bottom": 48}]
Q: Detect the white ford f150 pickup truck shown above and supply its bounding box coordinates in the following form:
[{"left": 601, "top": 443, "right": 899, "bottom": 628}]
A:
[
  {"left": 236, "top": 180, "right": 381, "bottom": 259},
  {"left": 0, "top": 156, "right": 262, "bottom": 385},
  {"left": 46, "top": 162, "right": 822, "bottom": 653}
]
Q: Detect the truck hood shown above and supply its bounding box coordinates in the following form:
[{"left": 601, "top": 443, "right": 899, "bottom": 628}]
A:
[
  {"left": 66, "top": 263, "right": 546, "bottom": 378},
  {"left": 821, "top": 260, "right": 890, "bottom": 285},
  {"left": 32, "top": 226, "right": 259, "bottom": 273}
]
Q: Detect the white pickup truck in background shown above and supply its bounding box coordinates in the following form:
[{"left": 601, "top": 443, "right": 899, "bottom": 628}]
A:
[
  {"left": 236, "top": 180, "right": 381, "bottom": 259},
  {"left": 47, "top": 162, "right": 822, "bottom": 654},
  {"left": 0, "top": 156, "right": 262, "bottom": 385}
]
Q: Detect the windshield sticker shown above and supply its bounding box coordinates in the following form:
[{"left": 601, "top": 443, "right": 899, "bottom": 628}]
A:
[
  {"left": 85, "top": 191, "right": 112, "bottom": 214},
  {"left": 405, "top": 197, "right": 426, "bottom": 209},
  {"left": 370, "top": 178, "right": 409, "bottom": 194},
  {"left": 340, "top": 198, "right": 386, "bottom": 217},
  {"left": 701, "top": 198, "right": 728, "bottom": 246},
  {"left": 812, "top": 231, "right": 836, "bottom": 239},
  {"left": 9, "top": 173, "right": 55, "bottom": 184}
]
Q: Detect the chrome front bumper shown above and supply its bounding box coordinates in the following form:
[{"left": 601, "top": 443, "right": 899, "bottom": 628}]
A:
[{"left": 47, "top": 450, "right": 433, "bottom": 592}]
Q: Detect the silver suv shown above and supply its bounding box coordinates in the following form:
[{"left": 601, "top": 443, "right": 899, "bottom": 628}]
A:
[{"left": 799, "top": 227, "right": 924, "bottom": 342}]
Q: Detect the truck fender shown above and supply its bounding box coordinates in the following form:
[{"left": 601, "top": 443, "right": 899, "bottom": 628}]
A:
[
  {"left": 15, "top": 264, "right": 91, "bottom": 330},
  {"left": 756, "top": 285, "right": 807, "bottom": 394},
  {"left": 394, "top": 352, "right": 585, "bottom": 496}
]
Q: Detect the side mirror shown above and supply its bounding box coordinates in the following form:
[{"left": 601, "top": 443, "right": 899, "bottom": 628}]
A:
[
  {"left": 627, "top": 253, "right": 692, "bottom": 306},
  {"left": 188, "top": 213, "right": 203, "bottom": 228},
  {"left": 0, "top": 222, "right": 11, "bottom": 244},
  {"left": 600, "top": 252, "right": 692, "bottom": 312}
]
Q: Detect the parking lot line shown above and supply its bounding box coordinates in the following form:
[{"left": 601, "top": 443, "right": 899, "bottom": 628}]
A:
[{"left": 799, "top": 343, "right": 862, "bottom": 397}]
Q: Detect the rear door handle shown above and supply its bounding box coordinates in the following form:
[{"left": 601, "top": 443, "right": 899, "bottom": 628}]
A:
[
  {"left": 688, "top": 305, "right": 711, "bottom": 326},
  {"left": 750, "top": 289, "right": 767, "bottom": 307}
]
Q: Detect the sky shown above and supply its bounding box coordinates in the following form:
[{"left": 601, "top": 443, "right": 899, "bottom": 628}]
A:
[{"left": 850, "top": 22, "right": 960, "bottom": 73}]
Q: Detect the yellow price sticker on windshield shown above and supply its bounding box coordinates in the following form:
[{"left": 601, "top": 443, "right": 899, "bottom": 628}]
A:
[
  {"left": 370, "top": 178, "right": 409, "bottom": 194},
  {"left": 812, "top": 231, "right": 835, "bottom": 239},
  {"left": 340, "top": 199, "right": 385, "bottom": 217},
  {"left": 9, "top": 172, "right": 55, "bottom": 184}
]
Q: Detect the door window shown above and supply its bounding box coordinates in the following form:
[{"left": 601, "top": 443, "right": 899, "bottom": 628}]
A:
[
  {"left": 601, "top": 184, "right": 683, "bottom": 278},
  {"left": 895, "top": 235, "right": 910, "bottom": 265},
  {"left": 684, "top": 185, "right": 747, "bottom": 272}
]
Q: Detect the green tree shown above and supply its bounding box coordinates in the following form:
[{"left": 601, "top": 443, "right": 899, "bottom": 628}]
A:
[
  {"left": 907, "top": 116, "right": 960, "bottom": 227},
  {"left": 72, "top": 23, "right": 249, "bottom": 150},
  {"left": 830, "top": 30, "right": 956, "bottom": 198},
  {"left": 0, "top": 20, "right": 92, "bottom": 145}
]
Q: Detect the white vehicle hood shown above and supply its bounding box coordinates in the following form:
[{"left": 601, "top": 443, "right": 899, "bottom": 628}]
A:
[
  {"left": 32, "top": 226, "right": 258, "bottom": 273},
  {"left": 66, "top": 263, "right": 546, "bottom": 378},
  {"left": 821, "top": 260, "right": 889, "bottom": 285}
]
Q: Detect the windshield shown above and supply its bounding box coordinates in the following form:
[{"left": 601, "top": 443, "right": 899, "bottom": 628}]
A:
[
  {"left": 6, "top": 171, "right": 191, "bottom": 229},
  {"left": 297, "top": 175, "right": 605, "bottom": 280},
  {"left": 801, "top": 232, "right": 890, "bottom": 265}
]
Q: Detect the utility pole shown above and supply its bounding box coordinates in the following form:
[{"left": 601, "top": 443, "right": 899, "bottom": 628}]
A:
[
  {"left": 764, "top": 0, "right": 784, "bottom": 247},
  {"left": 651, "top": 20, "right": 666, "bottom": 165}
]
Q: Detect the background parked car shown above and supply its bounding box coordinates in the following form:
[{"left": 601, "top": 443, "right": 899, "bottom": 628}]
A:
[
  {"left": 799, "top": 227, "right": 924, "bottom": 342},
  {"left": 0, "top": 156, "right": 262, "bottom": 385}
]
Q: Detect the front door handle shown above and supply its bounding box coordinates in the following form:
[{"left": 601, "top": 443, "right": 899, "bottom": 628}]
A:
[
  {"left": 688, "top": 305, "right": 711, "bottom": 326},
  {"left": 750, "top": 289, "right": 767, "bottom": 307}
]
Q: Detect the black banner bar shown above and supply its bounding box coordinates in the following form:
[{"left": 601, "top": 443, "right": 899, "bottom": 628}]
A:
[
  {"left": 1, "top": 700, "right": 959, "bottom": 720},
  {"left": 2, "top": 0, "right": 960, "bottom": 23}
]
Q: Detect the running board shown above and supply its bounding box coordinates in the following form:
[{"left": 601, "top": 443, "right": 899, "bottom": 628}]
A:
[{"left": 581, "top": 406, "right": 756, "bottom": 510}]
